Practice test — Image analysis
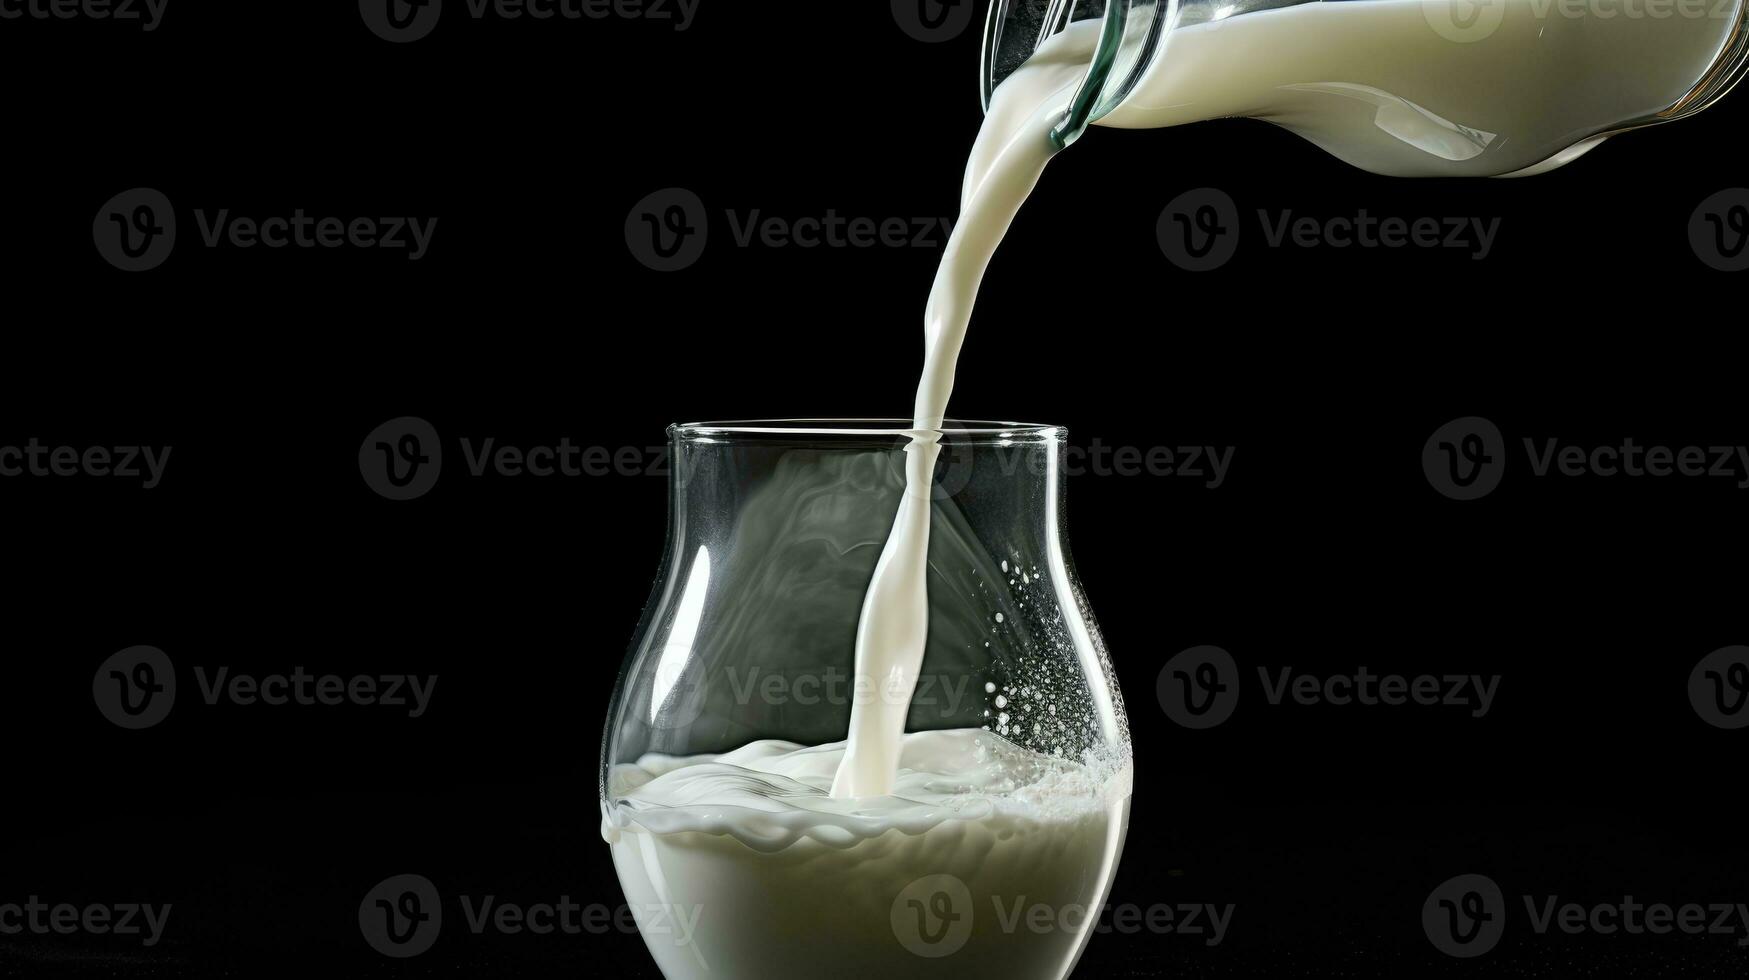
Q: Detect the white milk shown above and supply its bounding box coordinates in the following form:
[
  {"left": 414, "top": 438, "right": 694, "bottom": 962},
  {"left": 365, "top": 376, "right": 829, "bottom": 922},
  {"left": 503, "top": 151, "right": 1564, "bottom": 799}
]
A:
[
  {"left": 1105, "top": 0, "right": 1741, "bottom": 176},
  {"left": 606, "top": 5, "right": 1737, "bottom": 975},
  {"left": 604, "top": 729, "right": 1132, "bottom": 980}
]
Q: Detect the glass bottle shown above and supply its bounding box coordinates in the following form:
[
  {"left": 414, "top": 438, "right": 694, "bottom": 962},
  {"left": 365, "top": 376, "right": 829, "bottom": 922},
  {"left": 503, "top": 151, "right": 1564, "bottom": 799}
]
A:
[{"left": 984, "top": 0, "right": 1749, "bottom": 174}]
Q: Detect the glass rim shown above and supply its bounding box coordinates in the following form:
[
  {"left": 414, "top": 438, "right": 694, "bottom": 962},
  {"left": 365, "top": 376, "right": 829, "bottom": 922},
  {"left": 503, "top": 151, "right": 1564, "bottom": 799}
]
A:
[{"left": 670, "top": 419, "right": 1066, "bottom": 443}]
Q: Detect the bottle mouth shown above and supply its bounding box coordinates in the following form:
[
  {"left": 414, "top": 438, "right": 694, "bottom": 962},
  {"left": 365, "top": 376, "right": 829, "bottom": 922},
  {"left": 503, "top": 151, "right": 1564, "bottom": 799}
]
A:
[
  {"left": 671, "top": 419, "right": 1066, "bottom": 444},
  {"left": 981, "top": 0, "right": 1170, "bottom": 148}
]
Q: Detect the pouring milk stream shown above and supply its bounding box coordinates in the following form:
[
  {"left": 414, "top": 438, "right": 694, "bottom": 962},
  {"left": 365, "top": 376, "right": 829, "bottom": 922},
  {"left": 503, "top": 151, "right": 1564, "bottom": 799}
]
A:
[
  {"left": 607, "top": 3, "right": 1745, "bottom": 976},
  {"left": 830, "top": 32, "right": 1086, "bottom": 799}
]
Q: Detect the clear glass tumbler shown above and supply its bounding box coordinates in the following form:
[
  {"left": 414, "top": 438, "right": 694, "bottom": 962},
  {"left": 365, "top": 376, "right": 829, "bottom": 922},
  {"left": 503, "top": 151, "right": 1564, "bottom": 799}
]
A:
[{"left": 600, "top": 420, "right": 1133, "bottom": 980}]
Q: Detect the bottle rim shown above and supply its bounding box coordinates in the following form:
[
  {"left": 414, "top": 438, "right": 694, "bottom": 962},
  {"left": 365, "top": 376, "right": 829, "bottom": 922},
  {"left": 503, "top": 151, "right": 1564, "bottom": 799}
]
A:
[{"left": 981, "top": 0, "right": 1169, "bottom": 148}]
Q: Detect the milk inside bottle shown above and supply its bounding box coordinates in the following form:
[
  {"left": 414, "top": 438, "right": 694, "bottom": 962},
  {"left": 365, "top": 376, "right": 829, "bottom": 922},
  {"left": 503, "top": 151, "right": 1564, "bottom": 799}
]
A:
[{"left": 994, "top": 0, "right": 1748, "bottom": 176}]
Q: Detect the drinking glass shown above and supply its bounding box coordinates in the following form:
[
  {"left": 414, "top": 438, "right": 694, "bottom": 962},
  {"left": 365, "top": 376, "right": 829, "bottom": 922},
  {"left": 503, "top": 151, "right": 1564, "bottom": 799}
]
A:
[{"left": 600, "top": 420, "right": 1132, "bottom": 980}]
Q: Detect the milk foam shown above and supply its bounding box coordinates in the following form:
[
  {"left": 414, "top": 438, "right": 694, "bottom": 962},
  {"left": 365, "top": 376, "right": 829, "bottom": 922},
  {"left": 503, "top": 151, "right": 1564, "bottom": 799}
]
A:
[{"left": 607, "top": 728, "right": 1132, "bottom": 850}]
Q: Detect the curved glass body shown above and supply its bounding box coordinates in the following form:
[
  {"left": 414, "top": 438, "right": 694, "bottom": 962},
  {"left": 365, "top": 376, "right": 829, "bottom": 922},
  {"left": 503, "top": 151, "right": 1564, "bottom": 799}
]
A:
[
  {"left": 985, "top": 0, "right": 1749, "bottom": 174},
  {"left": 600, "top": 420, "right": 1132, "bottom": 980}
]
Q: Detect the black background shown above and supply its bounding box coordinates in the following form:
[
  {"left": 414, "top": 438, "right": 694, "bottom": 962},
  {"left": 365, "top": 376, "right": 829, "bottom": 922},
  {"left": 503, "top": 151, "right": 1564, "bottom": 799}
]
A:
[{"left": 3, "top": 0, "right": 1747, "bottom": 976}]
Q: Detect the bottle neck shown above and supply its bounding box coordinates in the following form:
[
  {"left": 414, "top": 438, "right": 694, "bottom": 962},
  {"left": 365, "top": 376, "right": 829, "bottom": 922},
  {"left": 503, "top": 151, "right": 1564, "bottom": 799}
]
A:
[{"left": 981, "top": 0, "right": 1170, "bottom": 147}]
